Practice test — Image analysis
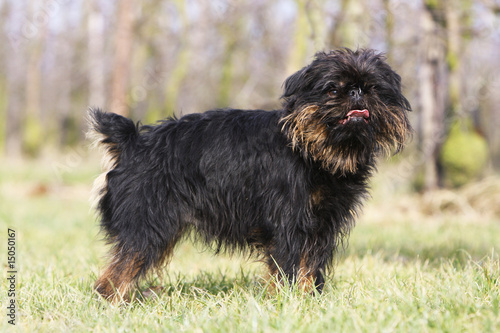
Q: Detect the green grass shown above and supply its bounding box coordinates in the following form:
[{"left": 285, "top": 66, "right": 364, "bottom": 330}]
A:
[{"left": 1, "top": 156, "right": 499, "bottom": 332}]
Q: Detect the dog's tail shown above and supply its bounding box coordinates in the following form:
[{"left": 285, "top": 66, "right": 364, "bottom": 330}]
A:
[
  {"left": 87, "top": 108, "right": 139, "bottom": 207},
  {"left": 87, "top": 108, "right": 139, "bottom": 163}
]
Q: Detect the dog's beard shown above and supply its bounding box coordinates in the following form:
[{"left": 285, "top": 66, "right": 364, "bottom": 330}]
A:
[{"left": 281, "top": 100, "right": 410, "bottom": 175}]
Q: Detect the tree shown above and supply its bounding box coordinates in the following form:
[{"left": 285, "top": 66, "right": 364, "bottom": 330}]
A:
[
  {"left": 163, "top": 0, "right": 191, "bottom": 117},
  {"left": 418, "top": 1, "right": 447, "bottom": 190},
  {"left": 23, "top": 1, "right": 47, "bottom": 155},
  {"left": 87, "top": 0, "right": 106, "bottom": 108},
  {"left": 328, "top": 0, "right": 369, "bottom": 49},
  {"left": 110, "top": 0, "right": 134, "bottom": 117}
]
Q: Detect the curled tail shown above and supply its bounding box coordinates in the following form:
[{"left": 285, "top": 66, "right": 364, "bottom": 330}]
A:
[
  {"left": 87, "top": 108, "right": 139, "bottom": 159},
  {"left": 87, "top": 108, "right": 139, "bottom": 207}
]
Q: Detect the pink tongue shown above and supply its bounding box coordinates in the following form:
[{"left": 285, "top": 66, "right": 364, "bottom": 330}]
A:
[{"left": 346, "top": 109, "right": 369, "bottom": 118}]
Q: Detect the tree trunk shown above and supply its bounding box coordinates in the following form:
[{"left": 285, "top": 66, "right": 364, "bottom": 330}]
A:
[
  {"left": 110, "top": 0, "right": 134, "bottom": 116},
  {"left": 445, "top": 0, "right": 462, "bottom": 117},
  {"left": 23, "top": 2, "right": 46, "bottom": 155},
  {"left": 383, "top": 0, "right": 394, "bottom": 63},
  {"left": 329, "top": 0, "right": 368, "bottom": 49},
  {"left": 217, "top": 11, "right": 245, "bottom": 108},
  {"left": 87, "top": 0, "right": 106, "bottom": 108},
  {"left": 287, "top": 0, "right": 311, "bottom": 74},
  {"left": 5, "top": 53, "right": 23, "bottom": 157},
  {"left": 164, "top": 0, "right": 190, "bottom": 117},
  {"left": 419, "top": 3, "right": 447, "bottom": 191}
]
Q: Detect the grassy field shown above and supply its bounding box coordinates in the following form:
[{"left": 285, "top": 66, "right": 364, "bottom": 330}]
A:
[{"left": 1, "top": 155, "right": 499, "bottom": 332}]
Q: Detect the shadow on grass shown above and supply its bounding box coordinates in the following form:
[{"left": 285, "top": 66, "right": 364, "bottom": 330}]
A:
[{"left": 136, "top": 270, "right": 263, "bottom": 301}]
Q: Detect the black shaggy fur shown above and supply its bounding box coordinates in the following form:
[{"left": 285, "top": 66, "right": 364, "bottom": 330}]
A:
[{"left": 88, "top": 48, "right": 411, "bottom": 302}]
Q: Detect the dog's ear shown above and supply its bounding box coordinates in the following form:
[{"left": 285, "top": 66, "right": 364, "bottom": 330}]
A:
[
  {"left": 379, "top": 66, "right": 412, "bottom": 112},
  {"left": 281, "top": 65, "right": 311, "bottom": 99},
  {"left": 281, "top": 52, "right": 329, "bottom": 100}
]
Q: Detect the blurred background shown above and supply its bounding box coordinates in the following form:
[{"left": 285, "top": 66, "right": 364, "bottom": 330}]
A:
[
  {"left": 1, "top": 0, "right": 500, "bottom": 195},
  {"left": 2, "top": 3, "right": 499, "bottom": 328}
]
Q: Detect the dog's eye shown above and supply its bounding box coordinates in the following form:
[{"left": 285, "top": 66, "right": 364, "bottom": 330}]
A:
[{"left": 328, "top": 90, "right": 338, "bottom": 97}]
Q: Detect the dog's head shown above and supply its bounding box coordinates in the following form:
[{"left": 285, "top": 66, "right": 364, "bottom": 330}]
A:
[{"left": 280, "top": 48, "right": 412, "bottom": 174}]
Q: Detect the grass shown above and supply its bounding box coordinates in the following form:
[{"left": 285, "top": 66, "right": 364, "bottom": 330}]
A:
[{"left": 1, "top": 155, "right": 499, "bottom": 332}]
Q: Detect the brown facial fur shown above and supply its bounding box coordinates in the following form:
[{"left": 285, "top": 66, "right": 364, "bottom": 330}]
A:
[
  {"left": 280, "top": 105, "right": 365, "bottom": 175},
  {"left": 281, "top": 101, "right": 410, "bottom": 175}
]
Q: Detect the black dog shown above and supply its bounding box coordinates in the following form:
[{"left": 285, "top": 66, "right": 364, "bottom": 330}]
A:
[{"left": 88, "top": 48, "right": 411, "bottom": 302}]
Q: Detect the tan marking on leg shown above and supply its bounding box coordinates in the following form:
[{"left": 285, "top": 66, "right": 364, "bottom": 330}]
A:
[
  {"left": 264, "top": 256, "right": 316, "bottom": 294},
  {"left": 264, "top": 257, "right": 280, "bottom": 295},
  {"left": 297, "top": 256, "right": 316, "bottom": 293},
  {"left": 95, "top": 253, "right": 142, "bottom": 303}
]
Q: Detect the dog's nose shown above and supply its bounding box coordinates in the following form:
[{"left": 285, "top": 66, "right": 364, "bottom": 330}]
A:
[{"left": 349, "top": 88, "right": 363, "bottom": 100}]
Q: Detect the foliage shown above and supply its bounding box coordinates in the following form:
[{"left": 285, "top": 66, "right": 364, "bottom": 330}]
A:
[
  {"left": 23, "top": 116, "right": 44, "bottom": 157},
  {"left": 440, "top": 121, "right": 489, "bottom": 187}
]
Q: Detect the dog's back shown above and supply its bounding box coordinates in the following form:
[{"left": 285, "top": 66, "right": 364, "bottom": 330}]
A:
[{"left": 88, "top": 108, "right": 339, "bottom": 301}]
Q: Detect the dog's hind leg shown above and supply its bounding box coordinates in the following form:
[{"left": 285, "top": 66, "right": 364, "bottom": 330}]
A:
[
  {"left": 94, "top": 249, "right": 143, "bottom": 303},
  {"left": 94, "top": 229, "right": 184, "bottom": 303}
]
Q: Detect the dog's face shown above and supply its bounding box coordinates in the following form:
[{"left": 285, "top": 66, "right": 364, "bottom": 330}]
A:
[{"left": 281, "top": 48, "right": 412, "bottom": 174}]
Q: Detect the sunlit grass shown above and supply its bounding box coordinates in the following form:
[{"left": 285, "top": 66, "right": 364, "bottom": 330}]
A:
[{"left": 1, "top": 156, "right": 499, "bottom": 332}]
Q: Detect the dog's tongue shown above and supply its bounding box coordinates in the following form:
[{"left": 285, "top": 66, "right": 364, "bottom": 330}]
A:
[
  {"left": 346, "top": 109, "right": 369, "bottom": 119},
  {"left": 339, "top": 109, "right": 370, "bottom": 125}
]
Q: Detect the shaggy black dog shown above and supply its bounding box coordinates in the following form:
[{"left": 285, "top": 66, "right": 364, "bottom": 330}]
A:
[{"left": 88, "top": 48, "right": 411, "bottom": 302}]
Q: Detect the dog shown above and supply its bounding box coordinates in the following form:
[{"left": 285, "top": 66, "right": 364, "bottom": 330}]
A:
[{"left": 88, "top": 48, "right": 411, "bottom": 302}]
